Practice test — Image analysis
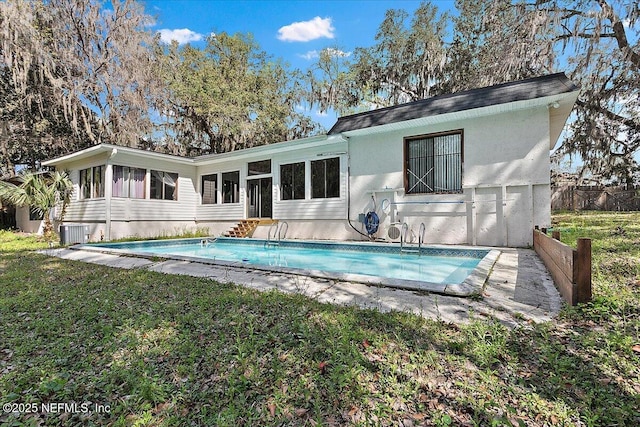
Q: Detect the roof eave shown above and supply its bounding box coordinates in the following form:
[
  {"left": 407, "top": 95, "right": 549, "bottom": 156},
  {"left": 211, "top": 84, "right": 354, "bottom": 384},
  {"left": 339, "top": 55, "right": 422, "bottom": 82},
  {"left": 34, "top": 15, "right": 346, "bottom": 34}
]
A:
[
  {"left": 42, "top": 143, "right": 196, "bottom": 167},
  {"left": 337, "top": 90, "right": 579, "bottom": 138},
  {"left": 193, "top": 134, "right": 346, "bottom": 165}
]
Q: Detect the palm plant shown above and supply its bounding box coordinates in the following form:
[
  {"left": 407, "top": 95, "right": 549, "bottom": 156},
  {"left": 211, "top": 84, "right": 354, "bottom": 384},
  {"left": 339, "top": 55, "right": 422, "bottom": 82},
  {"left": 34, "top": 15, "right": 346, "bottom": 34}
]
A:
[{"left": 0, "top": 171, "right": 74, "bottom": 243}]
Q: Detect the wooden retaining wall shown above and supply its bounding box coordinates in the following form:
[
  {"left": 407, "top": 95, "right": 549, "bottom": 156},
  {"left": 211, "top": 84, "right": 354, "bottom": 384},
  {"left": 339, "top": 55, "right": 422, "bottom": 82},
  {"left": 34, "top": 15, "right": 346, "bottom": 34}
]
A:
[{"left": 533, "top": 227, "right": 592, "bottom": 306}]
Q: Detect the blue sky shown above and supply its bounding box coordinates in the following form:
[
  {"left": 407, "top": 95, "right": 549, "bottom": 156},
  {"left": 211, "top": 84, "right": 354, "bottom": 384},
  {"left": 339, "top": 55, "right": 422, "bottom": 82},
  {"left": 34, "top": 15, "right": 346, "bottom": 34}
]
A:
[{"left": 145, "top": 0, "right": 456, "bottom": 128}]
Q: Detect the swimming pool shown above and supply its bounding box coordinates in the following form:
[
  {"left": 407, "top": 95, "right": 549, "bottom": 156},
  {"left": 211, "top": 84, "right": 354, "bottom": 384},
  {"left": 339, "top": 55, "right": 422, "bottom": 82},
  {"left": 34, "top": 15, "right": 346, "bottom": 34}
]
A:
[{"left": 79, "top": 238, "right": 500, "bottom": 295}]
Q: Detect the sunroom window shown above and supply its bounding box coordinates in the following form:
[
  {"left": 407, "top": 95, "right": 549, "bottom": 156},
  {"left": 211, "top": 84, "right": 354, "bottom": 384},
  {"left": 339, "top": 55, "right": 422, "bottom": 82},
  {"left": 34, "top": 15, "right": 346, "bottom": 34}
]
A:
[
  {"left": 201, "top": 174, "right": 217, "bottom": 204},
  {"left": 280, "top": 162, "right": 305, "bottom": 200},
  {"left": 112, "top": 166, "right": 146, "bottom": 199},
  {"left": 405, "top": 131, "right": 463, "bottom": 194},
  {"left": 79, "top": 165, "right": 104, "bottom": 199},
  {"left": 150, "top": 170, "right": 178, "bottom": 201},
  {"left": 222, "top": 171, "right": 239, "bottom": 203},
  {"left": 311, "top": 157, "right": 340, "bottom": 199}
]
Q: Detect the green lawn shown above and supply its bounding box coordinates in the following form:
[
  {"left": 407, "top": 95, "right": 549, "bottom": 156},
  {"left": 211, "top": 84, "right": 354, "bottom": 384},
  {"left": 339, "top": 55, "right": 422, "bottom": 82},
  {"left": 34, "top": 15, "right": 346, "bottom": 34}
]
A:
[{"left": 0, "top": 212, "right": 638, "bottom": 426}]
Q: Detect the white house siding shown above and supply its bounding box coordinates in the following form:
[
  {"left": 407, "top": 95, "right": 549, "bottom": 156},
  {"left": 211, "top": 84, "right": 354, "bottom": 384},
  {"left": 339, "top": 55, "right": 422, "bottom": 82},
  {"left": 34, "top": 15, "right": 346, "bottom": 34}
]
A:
[
  {"left": 195, "top": 139, "right": 349, "bottom": 232},
  {"left": 347, "top": 107, "right": 552, "bottom": 247},
  {"left": 106, "top": 152, "right": 198, "bottom": 239},
  {"left": 271, "top": 151, "right": 348, "bottom": 221},
  {"left": 196, "top": 156, "right": 248, "bottom": 222},
  {"left": 42, "top": 74, "right": 577, "bottom": 246},
  {"left": 51, "top": 149, "right": 200, "bottom": 241},
  {"left": 51, "top": 158, "right": 108, "bottom": 240}
]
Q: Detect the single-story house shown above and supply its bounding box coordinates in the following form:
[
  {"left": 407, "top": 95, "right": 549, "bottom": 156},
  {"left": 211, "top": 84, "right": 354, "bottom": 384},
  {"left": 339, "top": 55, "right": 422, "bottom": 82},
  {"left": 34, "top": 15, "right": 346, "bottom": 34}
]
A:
[{"left": 36, "top": 73, "right": 579, "bottom": 247}]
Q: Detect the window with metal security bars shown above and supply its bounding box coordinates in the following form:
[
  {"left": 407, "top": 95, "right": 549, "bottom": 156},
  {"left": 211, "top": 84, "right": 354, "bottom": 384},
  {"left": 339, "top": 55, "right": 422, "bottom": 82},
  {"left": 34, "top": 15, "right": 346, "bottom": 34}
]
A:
[{"left": 405, "top": 131, "right": 463, "bottom": 194}]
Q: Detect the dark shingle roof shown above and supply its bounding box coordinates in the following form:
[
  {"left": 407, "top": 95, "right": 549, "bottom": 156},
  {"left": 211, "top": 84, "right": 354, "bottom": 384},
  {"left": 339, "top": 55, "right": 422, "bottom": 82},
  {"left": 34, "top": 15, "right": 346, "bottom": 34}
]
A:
[{"left": 327, "top": 73, "right": 579, "bottom": 135}]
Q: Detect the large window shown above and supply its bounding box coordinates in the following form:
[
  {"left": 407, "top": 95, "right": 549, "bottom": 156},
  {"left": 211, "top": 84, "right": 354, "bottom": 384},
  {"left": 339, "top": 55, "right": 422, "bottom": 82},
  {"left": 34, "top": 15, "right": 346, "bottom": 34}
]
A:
[
  {"left": 222, "top": 171, "right": 239, "bottom": 203},
  {"left": 112, "top": 166, "right": 146, "bottom": 199},
  {"left": 405, "top": 131, "right": 462, "bottom": 194},
  {"left": 201, "top": 174, "right": 217, "bottom": 204},
  {"left": 79, "top": 166, "right": 104, "bottom": 199},
  {"left": 150, "top": 170, "right": 178, "bottom": 201},
  {"left": 280, "top": 162, "right": 305, "bottom": 200},
  {"left": 311, "top": 157, "right": 340, "bottom": 199}
]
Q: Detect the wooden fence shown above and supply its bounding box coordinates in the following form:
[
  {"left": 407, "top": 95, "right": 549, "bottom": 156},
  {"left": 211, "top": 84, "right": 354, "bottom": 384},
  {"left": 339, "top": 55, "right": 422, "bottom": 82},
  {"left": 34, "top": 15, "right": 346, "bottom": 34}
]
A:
[
  {"left": 533, "top": 227, "right": 592, "bottom": 306},
  {"left": 551, "top": 185, "right": 640, "bottom": 211}
]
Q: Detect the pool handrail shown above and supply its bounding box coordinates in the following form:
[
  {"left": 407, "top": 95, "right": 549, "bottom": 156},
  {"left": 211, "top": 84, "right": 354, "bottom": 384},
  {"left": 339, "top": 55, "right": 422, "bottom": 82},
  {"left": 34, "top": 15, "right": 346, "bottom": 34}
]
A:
[
  {"left": 266, "top": 221, "right": 288, "bottom": 246},
  {"left": 400, "top": 222, "right": 420, "bottom": 254},
  {"left": 267, "top": 222, "right": 278, "bottom": 241},
  {"left": 278, "top": 221, "right": 288, "bottom": 242}
]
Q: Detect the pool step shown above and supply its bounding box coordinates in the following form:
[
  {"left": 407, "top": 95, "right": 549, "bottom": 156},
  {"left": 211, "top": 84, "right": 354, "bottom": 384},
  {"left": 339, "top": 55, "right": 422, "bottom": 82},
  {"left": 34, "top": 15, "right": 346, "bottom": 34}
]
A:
[
  {"left": 224, "top": 219, "right": 277, "bottom": 238},
  {"left": 400, "top": 246, "right": 421, "bottom": 254}
]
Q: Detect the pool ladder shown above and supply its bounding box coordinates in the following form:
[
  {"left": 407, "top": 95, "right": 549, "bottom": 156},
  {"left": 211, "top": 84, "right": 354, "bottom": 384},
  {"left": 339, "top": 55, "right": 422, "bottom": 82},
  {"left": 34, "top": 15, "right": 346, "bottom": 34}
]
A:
[
  {"left": 400, "top": 222, "right": 425, "bottom": 255},
  {"left": 266, "top": 221, "right": 288, "bottom": 247}
]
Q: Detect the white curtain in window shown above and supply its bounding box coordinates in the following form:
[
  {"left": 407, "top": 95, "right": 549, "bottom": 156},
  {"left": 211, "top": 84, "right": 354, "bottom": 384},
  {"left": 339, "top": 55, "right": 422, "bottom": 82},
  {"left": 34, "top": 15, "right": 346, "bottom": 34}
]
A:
[
  {"left": 131, "top": 168, "right": 146, "bottom": 199},
  {"left": 164, "top": 172, "right": 177, "bottom": 200},
  {"left": 112, "top": 166, "right": 124, "bottom": 197}
]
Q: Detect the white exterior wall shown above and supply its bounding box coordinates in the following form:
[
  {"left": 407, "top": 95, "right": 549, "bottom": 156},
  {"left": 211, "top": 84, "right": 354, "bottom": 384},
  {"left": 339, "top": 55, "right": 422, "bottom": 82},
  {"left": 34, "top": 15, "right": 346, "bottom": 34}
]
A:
[
  {"left": 195, "top": 138, "right": 348, "bottom": 232},
  {"left": 48, "top": 100, "right": 561, "bottom": 246},
  {"left": 348, "top": 107, "right": 551, "bottom": 246},
  {"left": 55, "top": 150, "right": 199, "bottom": 242},
  {"left": 108, "top": 151, "right": 198, "bottom": 223},
  {"left": 196, "top": 156, "right": 250, "bottom": 222},
  {"left": 15, "top": 206, "right": 44, "bottom": 234}
]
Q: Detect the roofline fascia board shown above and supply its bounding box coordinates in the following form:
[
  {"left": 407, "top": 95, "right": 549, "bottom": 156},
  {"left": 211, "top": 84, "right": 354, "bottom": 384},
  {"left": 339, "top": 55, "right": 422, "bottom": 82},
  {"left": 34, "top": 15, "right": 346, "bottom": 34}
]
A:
[
  {"left": 193, "top": 134, "right": 346, "bottom": 166},
  {"left": 42, "top": 135, "right": 348, "bottom": 168},
  {"left": 328, "top": 72, "right": 579, "bottom": 135},
  {"left": 42, "top": 143, "right": 196, "bottom": 167},
  {"left": 41, "top": 144, "right": 109, "bottom": 166},
  {"left": 338, "top": 90, "right": 579, "bottom": 138}
]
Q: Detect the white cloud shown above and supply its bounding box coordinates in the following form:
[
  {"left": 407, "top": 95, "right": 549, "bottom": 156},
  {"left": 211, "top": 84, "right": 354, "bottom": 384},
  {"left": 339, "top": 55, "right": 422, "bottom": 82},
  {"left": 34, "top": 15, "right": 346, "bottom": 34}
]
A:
[
  {"left": 299, "top": 48, "right": 351, "bottom": 61},
  {"left": 158, "top": 28, "right": 204, "bottom": 45},
  {"left": 299, "top": 50, "right": 320, "bottom": 60},
  {"left": 277, "top": 17, "right": 335, "bottom": 42}
]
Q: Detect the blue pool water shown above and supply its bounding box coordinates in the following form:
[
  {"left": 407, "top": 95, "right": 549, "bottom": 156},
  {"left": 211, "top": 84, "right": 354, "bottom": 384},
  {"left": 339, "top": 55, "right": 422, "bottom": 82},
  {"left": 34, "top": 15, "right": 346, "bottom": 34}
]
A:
[{"left": 88, "top": 238, "right": 489, "bottom": 285}]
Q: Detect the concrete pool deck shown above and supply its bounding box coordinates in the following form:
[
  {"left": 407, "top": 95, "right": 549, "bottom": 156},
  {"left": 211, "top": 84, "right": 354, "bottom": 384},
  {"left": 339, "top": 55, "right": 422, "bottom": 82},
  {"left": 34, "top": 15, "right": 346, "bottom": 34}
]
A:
[{"left": 40, "top": 247, "right": 562, "bottom": 327}]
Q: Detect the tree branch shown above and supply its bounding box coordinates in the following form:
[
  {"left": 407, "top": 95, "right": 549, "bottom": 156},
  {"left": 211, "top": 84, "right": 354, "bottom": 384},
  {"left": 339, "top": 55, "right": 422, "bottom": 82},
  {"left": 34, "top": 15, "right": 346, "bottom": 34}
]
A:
[
  {"left": 597, "top": 0, "right": 640, "bottom": 70},
  {"left": 576, "top": 99, "right": 639, "bottom": 132}
]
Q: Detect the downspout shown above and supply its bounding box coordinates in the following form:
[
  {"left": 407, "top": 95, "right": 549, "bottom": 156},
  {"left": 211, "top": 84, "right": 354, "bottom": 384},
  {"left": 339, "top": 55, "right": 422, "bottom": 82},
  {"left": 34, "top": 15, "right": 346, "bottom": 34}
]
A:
[{"left": 344, "top": 136, "right": 370, "bottom": 240}]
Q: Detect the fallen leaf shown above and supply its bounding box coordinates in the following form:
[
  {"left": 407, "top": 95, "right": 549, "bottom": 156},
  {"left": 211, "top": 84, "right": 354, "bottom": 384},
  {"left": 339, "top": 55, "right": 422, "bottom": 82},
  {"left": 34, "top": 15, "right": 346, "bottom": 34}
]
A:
[
  {"left": 362, "top": 339, "right": 371, "bottom": 349},
  {"left": 295, "top": 408, "right": 308, "bottom": 417},
  {"left": 267, "top": 402, "right": 276, "bottom": 417},
  {"left": 632, "top": 344, "right": 640, "bottom": 354}
]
